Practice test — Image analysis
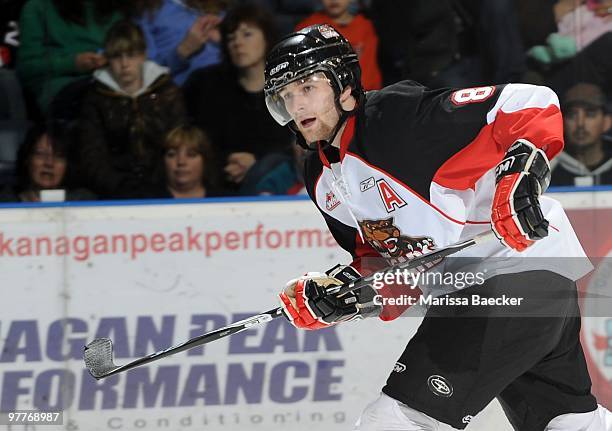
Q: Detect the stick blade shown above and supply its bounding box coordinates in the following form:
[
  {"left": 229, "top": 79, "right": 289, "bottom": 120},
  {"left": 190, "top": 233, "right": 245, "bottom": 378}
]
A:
[{"left": 84, "top": 338, "right": 119, "bottom": 379}]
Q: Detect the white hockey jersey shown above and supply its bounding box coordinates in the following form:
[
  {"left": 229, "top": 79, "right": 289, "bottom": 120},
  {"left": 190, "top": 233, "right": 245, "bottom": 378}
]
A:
[{"left": 302, "top": 82, "right": 592, "bottom": 319}]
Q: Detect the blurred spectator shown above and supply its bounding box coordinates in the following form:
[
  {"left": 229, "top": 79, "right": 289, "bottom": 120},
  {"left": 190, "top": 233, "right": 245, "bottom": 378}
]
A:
[
  {"left": 79, "top": 20, "right": 187, "bottom": 199},
  {"left": 183, "top": 3, "right": 293, "bottom": 194},
  {"left": 371, "top": 0, "right": 527, "bottom": 88},
  {"left": 0, "top": 123, "right": 95, "bottom": 202},
  {"left": 257, "top": 0, "right": 318, "bottom": 36},
  {"left": 546, "top": 31, "right": 612, "bottom": 100},
  {"left": 370, "top": 0, "right": 481, "bottom": 88},
  {"left": 256, "top": 144, "right": 306, "bottom": 195},
  {"left": 517, "top": 1, "right": 612, "bottom": 97},
  {"left": 159, "top": 124, "right": 220, "bottom": 198},
  {"left": 556, "top": 0, "right": 612, "bottom": 52},
  {"left": 131, "top": 0, "right": 227, "bottom": 85},
  {"left": 469, "top": 0, "right": 527, "bottom": 84},
  {"left": 551, "top": 83, "right": 612, "bottom": 186},
  {"left": 16, "top": 0, "right": 123, "bottom": 112},
  {"left": 524, "top": 0, "right": 612, "bottom": 66},
  {"left": 296, "top": 0, "right": 382, "bottom": 90},
  {"left": 0, "top": 0, "right": 26, "bottom": 69}
]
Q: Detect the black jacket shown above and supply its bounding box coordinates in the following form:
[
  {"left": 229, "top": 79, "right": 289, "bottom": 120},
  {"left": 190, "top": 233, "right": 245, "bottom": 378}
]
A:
[{"left": 79, "top": 63, "right": 186, "bottom": 198}]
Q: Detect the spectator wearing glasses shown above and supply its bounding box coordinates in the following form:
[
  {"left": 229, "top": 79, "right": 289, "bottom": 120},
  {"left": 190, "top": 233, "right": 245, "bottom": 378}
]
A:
[{"left": 0, "top": 123, "right": 94, "bottom": 202}]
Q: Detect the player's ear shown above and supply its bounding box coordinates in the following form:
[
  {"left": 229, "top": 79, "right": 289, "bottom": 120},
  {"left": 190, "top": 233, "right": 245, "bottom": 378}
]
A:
[{"left": 339, "top": 86, "right": 355, "bottom": 111}]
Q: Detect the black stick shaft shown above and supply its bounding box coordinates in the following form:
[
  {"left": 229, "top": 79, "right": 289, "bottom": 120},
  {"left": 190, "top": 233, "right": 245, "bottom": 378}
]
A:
[
  {"left": 86, "top": 231, "right": 493, "bottom": 379},
  {"left": 90, "top": 308, "right": 283, "bottom": 379}
]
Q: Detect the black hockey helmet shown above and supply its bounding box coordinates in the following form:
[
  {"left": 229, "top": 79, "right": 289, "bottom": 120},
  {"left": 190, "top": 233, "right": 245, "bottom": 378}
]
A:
[{"left": 264, "top": 24, "right": 363, "bottom": 127}]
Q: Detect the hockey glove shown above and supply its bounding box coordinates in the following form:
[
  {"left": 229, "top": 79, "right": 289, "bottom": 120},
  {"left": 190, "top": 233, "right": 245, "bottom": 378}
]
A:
[
  {"left": 279, "top": 264, "right": 381, "bottom": 330},
  {"left": 491, "top": 139, "right": 551, "bottom": 252}
]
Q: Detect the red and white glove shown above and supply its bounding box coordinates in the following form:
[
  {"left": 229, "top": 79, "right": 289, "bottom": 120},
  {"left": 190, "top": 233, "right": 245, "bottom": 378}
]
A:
[
  {"left": 279, "top": 265, "right": 381, "bottom": 330},
  {"left": 491, "top": 139, "right": 551, "bottom": 251}
]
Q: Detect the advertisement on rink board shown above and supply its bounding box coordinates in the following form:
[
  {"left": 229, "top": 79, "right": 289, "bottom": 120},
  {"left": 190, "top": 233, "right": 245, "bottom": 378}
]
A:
[{"left": 0, "top": 192, "right": 610, "bottom": 431}]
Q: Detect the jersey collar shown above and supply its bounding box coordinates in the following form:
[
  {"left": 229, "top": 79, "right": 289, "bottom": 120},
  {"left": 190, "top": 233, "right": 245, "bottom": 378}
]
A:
[{"left": 317, "top": 116, "right": 356, "bottom": 168}]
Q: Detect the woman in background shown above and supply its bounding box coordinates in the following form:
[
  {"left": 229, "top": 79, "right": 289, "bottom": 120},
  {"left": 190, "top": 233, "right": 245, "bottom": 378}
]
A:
[
  {"left": 183, "top": 3, "right": 293, "bottom": 194},
  {"left": 161, "top": 124, "right": 219, "bottom": 199},
  {"left": 0, "top": 124, "right": 94, "bottom": 202}
]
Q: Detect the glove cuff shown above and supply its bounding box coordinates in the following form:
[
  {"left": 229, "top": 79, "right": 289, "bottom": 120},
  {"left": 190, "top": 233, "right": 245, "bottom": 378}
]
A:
[
  {"left": 495, "top": 139, "right": 551, "bottom": 195},
  {"left": 326, "top": 264, "right": 361, "bottom": 283}
]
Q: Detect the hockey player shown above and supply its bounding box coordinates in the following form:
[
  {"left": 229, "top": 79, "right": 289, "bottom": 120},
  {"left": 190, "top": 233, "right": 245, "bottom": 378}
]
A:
[{"left": 264, "top": 25, "right": 612, "bottom": 430}]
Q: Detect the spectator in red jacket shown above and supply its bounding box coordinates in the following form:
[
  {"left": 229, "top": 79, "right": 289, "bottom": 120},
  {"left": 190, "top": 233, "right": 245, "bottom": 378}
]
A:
[{"left": 296, "top": 0, "right": 382, "bottom": 90}]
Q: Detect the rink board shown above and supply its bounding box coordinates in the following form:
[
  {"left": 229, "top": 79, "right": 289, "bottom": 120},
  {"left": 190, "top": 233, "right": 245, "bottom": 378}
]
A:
[{"left": 0, "top": 191, "right": 610, "bottom": 431}]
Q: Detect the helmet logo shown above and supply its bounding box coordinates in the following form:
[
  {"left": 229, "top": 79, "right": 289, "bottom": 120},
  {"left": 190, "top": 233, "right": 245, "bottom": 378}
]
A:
[
  {"left": 270, "top": 61, "right": 289, "bottom": 76},
  {"left": 319, "top": 24, "right": 340, "bottom": 39}
]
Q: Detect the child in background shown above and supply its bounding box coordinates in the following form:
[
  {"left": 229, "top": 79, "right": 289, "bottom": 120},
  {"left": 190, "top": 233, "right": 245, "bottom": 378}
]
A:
[
  {"left": 79, "top": 21, "right": 186, "bottom": 199},
  {"left": 296, "top": 0, "right": 381, "bottom": 90}
]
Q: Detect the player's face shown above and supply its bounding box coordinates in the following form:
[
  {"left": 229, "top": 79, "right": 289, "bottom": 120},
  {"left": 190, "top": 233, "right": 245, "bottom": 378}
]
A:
[
  {"left": 322, "top": 0, "right": 352, "bottom": 18},
  {"left": 28, "top": 135, "right": 67, "bottom": 190},
  {"left": 227, "top": 22, "right": 267, "bottom": 69},
  {"left": 108, "top": 51, "right": 146, "bottom": 91},
  {"left": 564, "top": 105, "right": 611, "bottom": 149},
  {"left": 279, "top": 73, "right": 341, "bottom": 143},
  {"left": 164, "top": 143, "right": 205, "bottom": 190}
]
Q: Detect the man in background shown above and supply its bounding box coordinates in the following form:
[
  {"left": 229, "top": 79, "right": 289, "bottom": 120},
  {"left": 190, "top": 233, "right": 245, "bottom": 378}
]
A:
[{"left": 551, "top": 82, "right": 612, "bottom": 186}]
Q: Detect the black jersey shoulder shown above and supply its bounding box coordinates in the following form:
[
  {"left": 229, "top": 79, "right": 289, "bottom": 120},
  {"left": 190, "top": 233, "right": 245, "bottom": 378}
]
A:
[{"left": 348, "top": 81, "right": 506, "bottom": 199}]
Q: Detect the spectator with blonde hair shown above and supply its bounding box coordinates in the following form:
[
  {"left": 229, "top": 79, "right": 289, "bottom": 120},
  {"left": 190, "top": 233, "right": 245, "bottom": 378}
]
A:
[{"left": 160, "top": 124, "right": 219, "bottom": 198}]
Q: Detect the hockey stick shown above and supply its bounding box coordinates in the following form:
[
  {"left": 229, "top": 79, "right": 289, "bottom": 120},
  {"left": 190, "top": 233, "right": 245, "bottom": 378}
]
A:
[{"left": 83, "top": 230, "right": 495, "bottom": 379}]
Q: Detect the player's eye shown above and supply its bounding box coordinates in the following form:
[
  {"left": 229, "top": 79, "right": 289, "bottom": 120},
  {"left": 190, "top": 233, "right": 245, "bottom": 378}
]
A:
[{"left": 303, "top": 85, "right": 313, "bottom": 93}]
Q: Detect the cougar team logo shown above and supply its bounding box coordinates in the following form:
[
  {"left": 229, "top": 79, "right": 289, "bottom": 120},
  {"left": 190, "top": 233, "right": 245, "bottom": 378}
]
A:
[{"left": 359, "top": 218, "right": 435, "bottom": 260}]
